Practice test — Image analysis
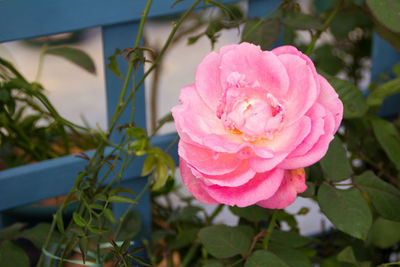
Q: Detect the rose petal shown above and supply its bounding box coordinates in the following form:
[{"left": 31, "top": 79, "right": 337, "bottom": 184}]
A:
[
  {"left": 288, "top": 103, "right": 326, "bottom": 157},
  {"left": 178, "top": 141, "right": 242, "bottom": 175},
  {"left": 219, "top": 43, "right": 290, "bottom": 97},
  {"left": 192, "top": 161, "right": 256, "bottom": 187},
  {"left": 180, "top": 159, "right": 218, "bottom": 204},
  {"left": 195, "top": 51, "right": 223, "bottom": 110},
  {"left": 274, "top": 53, "right": 318, "bottom": 125},
  {"left": 257, "top": 168, "right": 307, "bottom": 209},
  {"left": 317, "top": 75, "right": 343, "bottom": 132},
  {"left": 202, "top": 168, "right": 285, "bottom": 207},
  {"left": 172, "top": 85, "right": 226, "bottom": 145},
  {"left": 278, "top": 110, "right": 335, "bottom": 169},
  {"left": 203, "top": 134, "right": 274, "bottom": 158},
  {"left": 248, "top": 116, "right": 311, "bottom": 172}
]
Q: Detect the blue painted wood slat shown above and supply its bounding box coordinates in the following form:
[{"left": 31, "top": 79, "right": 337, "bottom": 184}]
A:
[
  {"left": 371, "top": 33, "right": 400, "bottom": 118},
  {"left": 0, "top": 134, "right": 178, "bottom": 212},
  {"left": 0, "top": 0, "right": 237, "bottom": 43}
]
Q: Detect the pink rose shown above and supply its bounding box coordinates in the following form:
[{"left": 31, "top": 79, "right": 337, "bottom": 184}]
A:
[{"left": 171, "top": 43, "right": 343, "bottom": 209}]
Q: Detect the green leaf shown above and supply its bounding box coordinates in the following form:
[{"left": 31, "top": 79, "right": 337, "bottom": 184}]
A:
[
  {"left": 369, "top": 217, "right": 400, "bottom": 249},
  {"left": 229, "top": 205, "right": 270, "bottom": 222},
  {"left": 141, "top": 154, "right": 158, "bottom": 176},
  {"left": 108, "top": 195, "right": 137, "bottom": 204},
  {"left": 126, "top": 127, "right": 147, "bottom": 139},
  {"left": 299, "top": 181, "right": 316, "bottom": 197},
  {"left": 131, "top": 256, "right": 152, "bottom": 266},
  {"left": 367, "top": 77, "right": 400, "bottom": 107},
  {"left": 0, "top": 241, "right": 30, "bottom": 267},
  {"left": 321, "top": 258, "right": 357, "bottom": 267},
  {"left": 174, "top": 206, "right": 202, "bottom": 222},
  {"left": 79, "top": 237, "right": 88, "bottom": 264},
  {"left": 317, "top": 183, "right": 372, "bottom": 240},
  {"left": 107, "top": 48, "right": 123, "bottom": 79},
  {"left": 269, "top": 243, "right": 312, "bottom": 267},
  {"left": 202, "top": 260, "right": 224, "bottom": 267},
  {"left": 314, "top": 45, "right": 344, "bottom": 76},
  {"left": 283, "top": 13, "right": 324, "bottom": 30},
  {"left": 374, "top": 21, "right": 400, "bottom": 51},
  {"left": 73, "top": 212, "right": 87, "bottom": 227},
  {"left": 110, "top": 187, "right": 136, "bottom": 197},
  {"left": 245, "top": 250, "right": 290, "bottom": 267},
  {"left": 269, "top": 230, "right": 314, "bottom": 248},
  {"left": 116, "top": 210, "right": 141, "bottom": 240},
  {"left": 330, "top": 5, "right": 371, "bottom": 39},
  {"left": 337, "top": 246, "right": 357, "bottom": 264},
  {"left": 46, "top": 46, "right": 96, "bottom": 74},
  {"left": 319, "top": 136, "right": 352, "bottom": 182},
  {"left": 169, "top": 227, "right": 200, "bottom": 250},
  {"left": 152, "top": 162, "right": 169, "bottom": 191},
  {"left": 367, "top": 0, "right": 400, "bottom": 33},
  {"left": 56, "top": 211, "right": 65, "bottom": 234},
  {"left": 328, "top": 78, "right": 368, "bottom": 119},
  {"left": 198, "top": 225, "right": 252, "bottom": 259},
  {"left": 393, "top": 63, "right": 400, "bottom": 76},
  {"left": 371, "top": 118, "right": 400, "bottom": 171},
  {"left": 16, "top": 223, "right": 51, "bottom": 249},
  {"left": 242, "top": 18, "right": 281, "bottom": 50},
  {"left": 104, "top": 208, "right": 116, "bottom": 224},
  {"left": 0, "top": 88, "right": 10, "bottom": 102},
  {"left": 0, "top": 223, "right": 25, "bottom": 239},
  {"left": 353, "top": 171, "right": 400, "bottom": 221}
]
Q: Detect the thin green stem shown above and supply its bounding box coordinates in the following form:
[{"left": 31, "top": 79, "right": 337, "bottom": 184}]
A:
[
  {"left": 110, "top": 0, "right": 202, "bottom": 136},
  {"left": 305, "top": 0, "right": 343, "bottom": 55},
  {"left": 114, "top": 178, "right": 151, "bottom": 238},
  {"left": 206, "top": 204, "right": 224, "bottom": 225},
  {"left": 242, "top": 7, "right": 281, "bottom": 40},
  {"left": 378, "top": 261, "right": 400, "bottom": 267},
  {"left": 181, "top": 243, "right": 200, "bottom": 267},
  {"left": 263, "top": 210, "right": 277, "bottom": 249},
  {"left": 108, "top": 0, "right": 153, "bottom": 135},
  {"left": 35, "top": 44, "right": 48, "bottom": 82}
]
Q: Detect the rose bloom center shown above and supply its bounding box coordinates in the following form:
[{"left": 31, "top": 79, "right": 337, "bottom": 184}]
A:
[{"left": 216, "top": 72, "right": 285, "bottom": 141}]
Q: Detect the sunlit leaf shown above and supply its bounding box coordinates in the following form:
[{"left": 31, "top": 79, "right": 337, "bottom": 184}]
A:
[
  {"left": 108, "top": 195, "right": 137, "bottom": 204},
  {"left": 73, "top": 212, "right": 87, "bottom": 227}
]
